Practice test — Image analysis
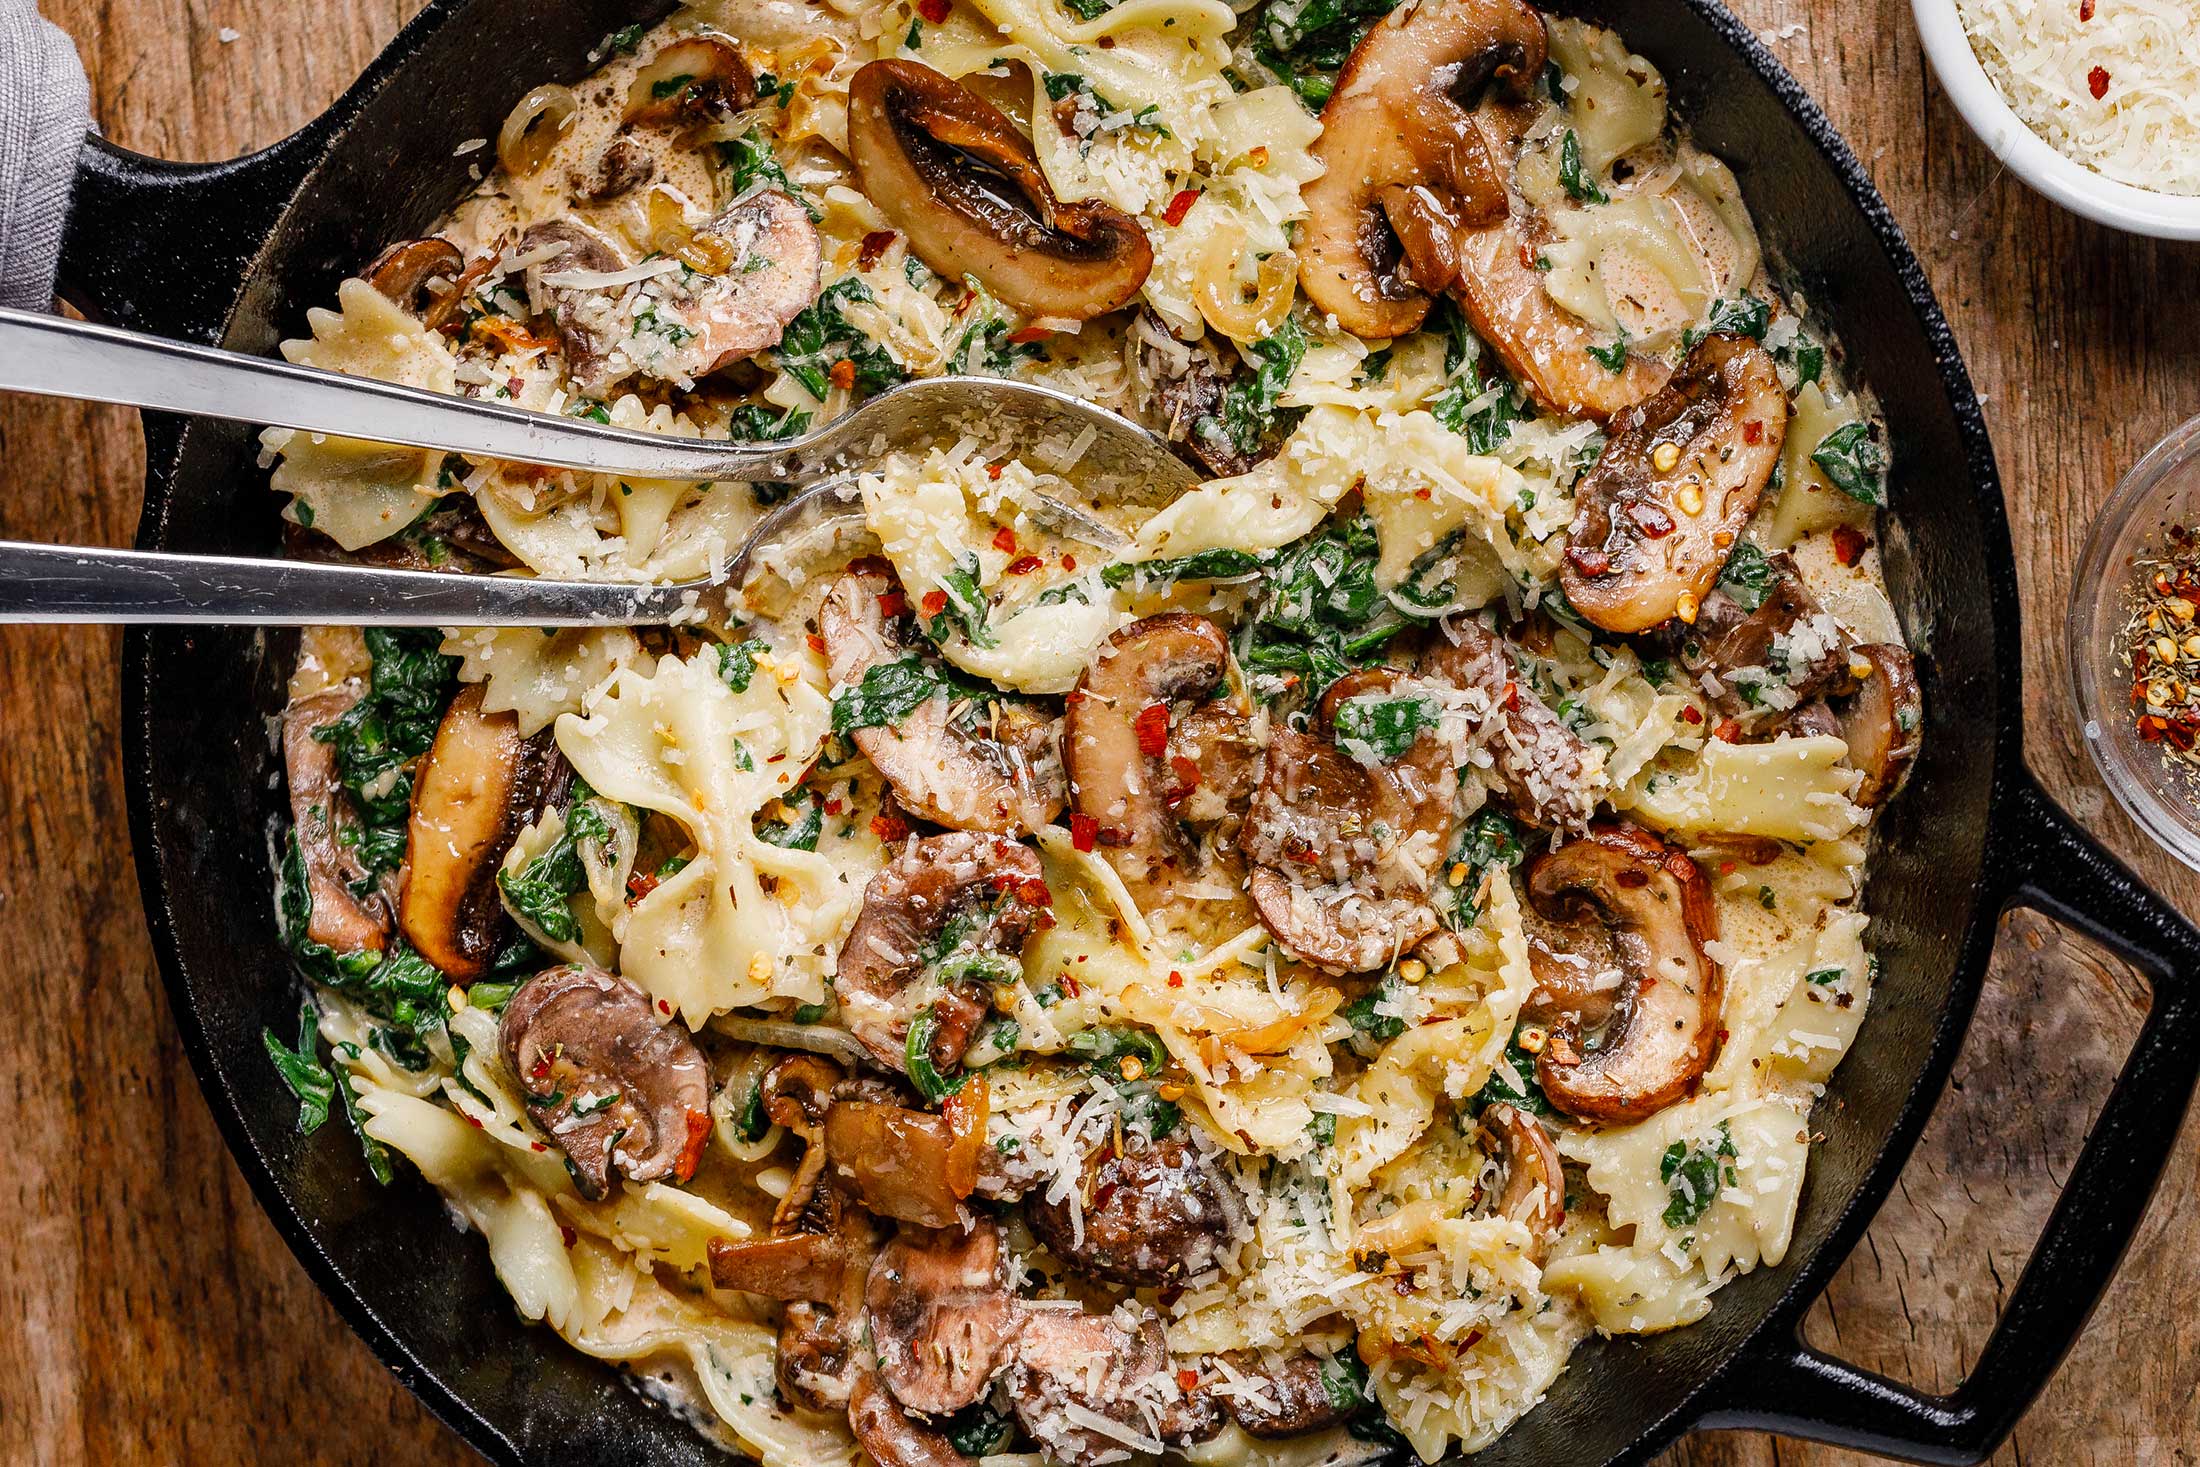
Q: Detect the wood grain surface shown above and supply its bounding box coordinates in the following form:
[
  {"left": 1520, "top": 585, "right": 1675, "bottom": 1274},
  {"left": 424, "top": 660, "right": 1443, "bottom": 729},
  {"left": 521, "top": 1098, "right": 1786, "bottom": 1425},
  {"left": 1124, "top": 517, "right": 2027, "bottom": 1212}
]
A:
[{"left": 2, "top": 0, "right": 2196, "bottom": 1462}]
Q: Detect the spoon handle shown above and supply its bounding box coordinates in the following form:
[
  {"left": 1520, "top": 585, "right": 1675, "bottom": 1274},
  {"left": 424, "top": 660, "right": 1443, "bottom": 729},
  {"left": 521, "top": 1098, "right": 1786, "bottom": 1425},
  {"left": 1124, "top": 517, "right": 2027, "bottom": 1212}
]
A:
[
  {"left": 0, "top": 307, "right": 796, "bottom": 482},
  {"left": 0, "top": 541, "right": 685, "bottom": 626}
]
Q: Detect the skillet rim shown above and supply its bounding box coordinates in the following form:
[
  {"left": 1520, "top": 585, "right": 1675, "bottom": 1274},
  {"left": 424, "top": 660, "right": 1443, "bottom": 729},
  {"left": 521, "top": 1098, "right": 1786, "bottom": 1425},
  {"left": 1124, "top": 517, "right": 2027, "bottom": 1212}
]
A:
[{"left": 110, "top": 0, "right": 2017, "bottom": 1461}]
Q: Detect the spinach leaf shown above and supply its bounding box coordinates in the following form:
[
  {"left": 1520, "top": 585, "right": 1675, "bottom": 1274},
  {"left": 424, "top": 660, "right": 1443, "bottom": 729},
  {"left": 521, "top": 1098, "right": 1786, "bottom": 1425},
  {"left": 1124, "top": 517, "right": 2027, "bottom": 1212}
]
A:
[
  {"left": 831, "top": 656, "right": 987, "bottom": 736},
  {"left": 942, "top": 1403, "right": 1015, "bottom": 1457},
  {"left": 1198, "top": 315, "right": 1307, "bottom": 463},
  {"left": 1427, "top": 299, "right": 1525, "bottom": 453},
  {"left": 1810, "top": 420, "right": 1887, "bottom": 505},
  {"left": 333, "top": 1059, "right": 396, "bottom": 1184},
  {"left": 1250, "top": 0, "right": 1396, "bottom": 108},
  {"left": 1235, "top": 514, "right": 1412, "bottom": 701},
  {"left": 1439, "top": 807, "right": 1525, "bottom": 930},
  {"left": 276, "top": 835, "right": 385, "bottom": 991},
  {"left": 1341, "top": 973, "right": 1409, "bottom": 1042},
  {"left": 924, "top": 553, "right": 999, "bottom": 649},
  {"left": 1792, "top": 342, "right": 1826, "bottom": 387},
  {"left": 263, "top": 1004, "right": 335, "bottom": 1135},
  {"left": 497, "top": 782, "right": 610, "bottom": 945},
  {"left": 1659, "top": 1121, "right": 1738, "bottom": 1228},
  {"left": 771, "top": 279, "right": 908, "bottom": 401},
  {"left": 1686, "top": 294, "right": 1771, "bottom": 347},
  {"left": 1100, "top": 547, "right": 1269, "bottom": 592},
  {"left": 1804, "top": 967, "right": 1844, "bottom": 987},
  {"left": 1066, "top": 1025, "right": 1167, "bottom": 1080},
  {"left": 717, "top": 639, "right": 761, "bottom": 695},
  {"left": 715, "top": 132, "right": 817, "bottom": 218},
  {"left": 1474, "top": 1030, "right": 1551, "bottom": 1115},
  {"left": 756, "top": 787, "right": 824, "bottom": 852},
  {"left": 310, "top": 627, "right": 457, "bottom": 855},
  {"left": 605, "top": 22, "right": 647, "bottom": 55},
  {"left": 1319, "top": 1352, "right": 1370, "bottom": 1412},
  {"left": 906, "top": 1005, "right": 968, "bottom": 1101},
  {"left": 1587, "top": 336, "right": 1630, "bottom": 373},
  {"left": 1558, "top": 130, "right": 1608, "bottom": 204},
  {"left": 1332, "top": 692, "right": 1439, "bottom": 764},
  {"left": 1715, "top": 541, "right": 1776, "bottom": 612},
  {"left": 725, "top": 403, "right": 813, "bottom": 441},
  {"left": 1121, "top": 1081, "right": 1182, "bottom": 1140}
]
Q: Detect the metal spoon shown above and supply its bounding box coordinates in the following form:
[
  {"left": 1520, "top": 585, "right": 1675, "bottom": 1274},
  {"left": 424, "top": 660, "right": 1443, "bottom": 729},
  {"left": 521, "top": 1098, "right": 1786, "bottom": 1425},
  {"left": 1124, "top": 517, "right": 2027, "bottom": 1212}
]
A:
[{"left": 0, "top": 307, "right": 1198, "bottom": 625}]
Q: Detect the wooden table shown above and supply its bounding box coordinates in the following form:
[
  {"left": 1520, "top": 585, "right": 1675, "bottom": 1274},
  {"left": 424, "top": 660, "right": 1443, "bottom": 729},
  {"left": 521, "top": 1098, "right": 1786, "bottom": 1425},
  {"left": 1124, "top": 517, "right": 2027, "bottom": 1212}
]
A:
[{"left": 4, "top": 0, "right": 2196, "bottom": 1460}]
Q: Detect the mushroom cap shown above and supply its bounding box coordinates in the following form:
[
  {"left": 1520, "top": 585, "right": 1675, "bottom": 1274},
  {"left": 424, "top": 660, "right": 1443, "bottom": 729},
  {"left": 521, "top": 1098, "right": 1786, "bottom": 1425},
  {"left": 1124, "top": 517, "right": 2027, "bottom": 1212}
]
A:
[
  {"left": 361, "top": 237, "right": 464, "bottom": 318},
  {"left": 837, "top": 830, "right": 1044, "bottom": 1075},
  {"left": 1679, "top": 549, "right": 1854, "bottom": 717},
  {"left": 401, "top": 683, "right": 566, "bottom": 982},
  {"left": 1024, "top": 1131, "right": 1245, "bottom": 1286},
  {"left": 1215, "top": 1350, "right": 1356, "bottom": 1439},
  {"left": 498, "top": 964, "right": 711, "bottom": 1198},
  {"left": 282, "top": 689, "right": 392, "bottom": 955},
  {"left": 820, "top": 566, "right": 1064, "bottom": 835},
  {"left": 623, "top": 36, "right": 758, "bottom": 127},
  {"left": 1299, "top": 0, "right": 1545, "bottom": 338},
  {"left": 571, "top": 134, "right": 656, "bottom": 203},
  {"left": 1065, "top": 613, "right": 1236, "bottom": 909},
  {"left": 867, "top": 1221, "right": 1020, "bottom": 1415},
  {"left": 1416, "top": 622, "right": 1597, "bottom": 829},
  {"left": 848, "top": 1366, "right": 977, "bottom": 1467},
  {"left": 1839, "top": 643, "right": 1921, "bottom": 806},
  {"left": 823, "top": 1078, "right": 990, "bottom": 1228},
  {"left": 1480, "top": 1102, "right": 1564, "bottom": 1261},
  {"left": 1561, "top": 333, "right": 1789, "bottom": 633},
  {"left": 1526, "top": 823, "right": 1723, "bottom": 1122},
  {"left": 672, "top": 189, "right": 825, "bottom": 372},
  {"left": 778, "top": 1301, "right": 862, "bottom": 1415},
  {"left": 847, "top": 60, "right": 1153, "bottom": 323},
  {"left": 1009, "top": 1302, "right": 1219, "bottom": 1465}
]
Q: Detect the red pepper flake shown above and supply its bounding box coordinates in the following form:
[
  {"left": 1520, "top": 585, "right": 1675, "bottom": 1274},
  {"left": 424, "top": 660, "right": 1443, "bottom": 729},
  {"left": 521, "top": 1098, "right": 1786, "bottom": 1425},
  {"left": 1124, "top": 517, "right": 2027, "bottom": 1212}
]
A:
[
  {"left": 806, "top": 632, "right": 827, "bottom": 656},
  {"left": 1060, "top": 973, "right": 1082, "bottom": 998},
  {"left": 871, "top": 809, "right": 910, "bottom": 842},
  {"left": 1627, "top": 501, "right": 1677, "bottom": 539},
  {"left": 1018, "top": 877, "right": 1053, "bottom": 907},
  {"left": 531, "top": 1141, "right": 547, "bottom": 1152},
  {"left": 1832, "top": 525, "right": 1871, "bottom": 567},
  {"left": 2089, "top": 65, "right": 2110, "bottom": 98},
  {"left": 877, "top": 589, "right": 908, "bottom": 618},
  {"left": 1070, "top": 812, "right": 1099, "bottom": 852},
  {"left": 627, "top": 870, "right": 661, "bottom": 905},
  {"left": 1167, "top": 969, "right": 1185, "bottom": 989},
  {"left": 1177, "top": 1369, "right": 1201, "bottom": 1392},
  {"left": 2080, "top": 0, "right": 2095, "bottom": 18},
  {"left": 1713, "top": 718, "right": 1742, "bottom": 743},
  {"left": 658, "top": 999, "right": 672, "bottom": 1015},
  {"left": 992, "top": 526, "right": 1019, "bottom": 554},
  {"left": 828, "top": 358, "right": 858, "bottom": 391},
  {"left": 920, "top": 589, "right": 948, "bottom": 617},
  {"left": 560, "top": 1226, "right": 578, "bottom": 1248},
  {"left": 1743, "top": 419, "right": 1764, "bottom": 444},
  {"left": 1006, "top": 325, "right": 1052, "bottom": 344},
  {"left": 1567, "top": 545, "right": 1612, "bottom": 577},
  {"left": 1007, "top": 554, "right": 1045, "bottom": 575},
  {"left": 1414, "top": 485, "right": 1433, "bottom": 500},
  {"left": 858, "top": 229, "right": 897, "bottom": 269},
  {"left": 987, "top": 461, "right": 1004, "bottom": 480},
  {"left": 1168, "top": 754, "right": 1201, "bottom": 801},
  {"left": 916, "top": 0, "right": 951, "bottom": 21},
  {"left": 1161, "top": 188, "right": 1201, "bottom": 226},
  {"left": 465, "top": 1113, "right": 484, "bottom": 1129},
  {"left": 1719, "top": 859, "right": 1737, "bottom": 876},
  {"left": 1061, "top": 553, "right": 1077, "bottom": 571},
  {"left": 1680, "top": 704, "right": 1703, "bottom": 725},
  {"left": 1501, "top": 680, "right": 1521, "bottom": 712},
  {"left": 1134, "top": 702, "right": 1170, "bottom": 757}
]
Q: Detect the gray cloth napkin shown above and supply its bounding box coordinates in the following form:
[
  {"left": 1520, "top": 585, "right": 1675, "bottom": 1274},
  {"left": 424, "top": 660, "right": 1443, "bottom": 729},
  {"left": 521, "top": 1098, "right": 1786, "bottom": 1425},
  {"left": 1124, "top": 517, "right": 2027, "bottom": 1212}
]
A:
[{"left": 0, "top": 0, "right": 90, "bottom": 310}]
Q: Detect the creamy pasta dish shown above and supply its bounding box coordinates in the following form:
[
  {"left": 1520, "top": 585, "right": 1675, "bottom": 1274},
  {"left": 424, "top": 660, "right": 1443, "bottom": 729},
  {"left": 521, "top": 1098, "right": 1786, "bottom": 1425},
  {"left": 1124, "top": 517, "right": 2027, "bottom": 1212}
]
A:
[{"left": 260, "top": 0, "right": 1921, "bottom": 1460}]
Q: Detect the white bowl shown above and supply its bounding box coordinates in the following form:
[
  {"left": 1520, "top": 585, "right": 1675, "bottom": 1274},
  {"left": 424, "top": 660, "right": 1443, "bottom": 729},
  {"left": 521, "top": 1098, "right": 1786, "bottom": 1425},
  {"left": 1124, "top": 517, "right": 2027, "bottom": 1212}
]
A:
[{"left": 1910, "top": 0, "right": 2200, "bottom": 239}]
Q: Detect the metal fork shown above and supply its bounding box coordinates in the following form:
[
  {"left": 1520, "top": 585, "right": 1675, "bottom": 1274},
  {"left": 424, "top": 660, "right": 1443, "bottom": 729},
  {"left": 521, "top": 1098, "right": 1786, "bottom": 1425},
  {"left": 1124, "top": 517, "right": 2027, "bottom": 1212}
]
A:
[{"left": 0, "top": 307, "right": 1197, "bottom": 625}]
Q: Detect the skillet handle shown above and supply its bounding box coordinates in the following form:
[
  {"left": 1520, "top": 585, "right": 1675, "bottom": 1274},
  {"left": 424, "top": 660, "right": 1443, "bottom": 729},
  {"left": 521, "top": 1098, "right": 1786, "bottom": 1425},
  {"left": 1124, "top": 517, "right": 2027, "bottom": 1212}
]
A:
[
  {"left": 1693, "top": 768, "right": 2200, "bottom": 1465},
  {"left": 57, "top": 127, "right": 327, "bottom": 337}
]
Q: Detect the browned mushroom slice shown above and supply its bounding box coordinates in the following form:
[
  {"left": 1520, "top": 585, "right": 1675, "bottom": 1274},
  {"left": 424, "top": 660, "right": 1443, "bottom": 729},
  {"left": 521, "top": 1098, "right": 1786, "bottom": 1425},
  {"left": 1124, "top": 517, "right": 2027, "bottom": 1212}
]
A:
[
  {"left": 1066, "top": 614, "right": 1245, "bottom": 910},
  {"left": 401, "top": 684, "right": 564, "bottom": 982},
  {"left": 1480, "top": 1102, "right": 1563, "bottom": 1261},
  {"left": 282, "top": 689, "right": 393, "bottom": 954},
  {"left": 1298, "top": 0, "right": 1544, "bottom": 338},
  {"left": 707, "top": 1229, "right": 854, "bottom": 1303},
  {"left": 867, "top": 1221, "right": 1020, "bottom": 1415},
  {"left": 820, "top": 566, "right": 1064, "bottom": 834},
  {"left": 1525, "top": 823, "right": 1721, "bottom": 1123},
  {"left": 659, "top": 190, "right": 824, "bottom": 368},
  {"left": 361, "top": 237, "right": 463, "bottom": 318},
  {"left": 624, "top": 36, "right": 758, "bottom": 127},
  {"left": 762, "top": 1052, "right": 842, "bottom": 1231},
  {"left": 1678, "top": 549, "right": 1853, "bottom": 717},
  {"left": 838, "top": 831, "right": 1044, "bottom": 1076},
  {"left": 1839, "top": 643, "right": 1921, "bottom": 806},
  {"left": 849, "top": 1367, "right": 977, "bottom": 1467},
  {"left": 823, "top": 1076, "right": 990, "bottom": 1228},
  {"left": 1560, "top": 334, "right": 1789, "bottom": 634},
  {"left": 1417, "top": 621, "right": 1597, "bottom": 829},
  {"left": 1024, "top": 1132, "right": 1245, "bottom": 1286},
  {"left": 1009, "top": 1303, "right": 1220, "bottom": 1464},
  {"left": 847, "top": 60, "right": 1153, "bottom": 322},
  {"left": 1519, "top": 897, "right": 1623, "bottom": 1035},
  {"left": 519, "top": 218, "right": 628, "bottom": 386},
  {"left": 780, "top": 1301, "right": 863, "bottom": 1414},
  {"left": 1138, "top": 318, "right": 1263, "bottom": 478},
  {"left": 1214, "top": 1350, "right": 1355, "bottom": 1439},
  {"left": 572, "top": 134, "right": 656, "bottom": 203},
  {"left": 498, "top": 964, "right": 712, "bottom": 1199}
]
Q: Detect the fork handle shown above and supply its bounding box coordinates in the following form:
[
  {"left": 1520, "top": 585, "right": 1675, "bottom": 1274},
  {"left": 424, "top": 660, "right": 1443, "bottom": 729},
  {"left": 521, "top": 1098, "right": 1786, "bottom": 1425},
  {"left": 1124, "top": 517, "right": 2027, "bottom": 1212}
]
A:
[
  {"left": 0, "top": 541, "right": 684, "bottom": 626},
  {"left": 0, "top": 307, "right": 797, "bottom": 482}
]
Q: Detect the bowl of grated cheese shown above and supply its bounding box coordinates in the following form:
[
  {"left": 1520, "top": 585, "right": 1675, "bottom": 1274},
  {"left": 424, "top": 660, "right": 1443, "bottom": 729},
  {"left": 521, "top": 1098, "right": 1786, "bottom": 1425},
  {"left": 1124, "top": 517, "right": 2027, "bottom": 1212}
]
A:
[{"left": 1916, "top": 0, "right": 2200, "bottom": 238}]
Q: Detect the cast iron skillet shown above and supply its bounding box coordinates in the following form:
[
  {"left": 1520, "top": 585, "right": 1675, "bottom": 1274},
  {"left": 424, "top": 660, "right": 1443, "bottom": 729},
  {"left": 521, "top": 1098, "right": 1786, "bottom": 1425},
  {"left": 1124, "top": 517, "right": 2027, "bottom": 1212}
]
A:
[{"left": 53, "top": 0, "right": 2200, "bottom": 1461}]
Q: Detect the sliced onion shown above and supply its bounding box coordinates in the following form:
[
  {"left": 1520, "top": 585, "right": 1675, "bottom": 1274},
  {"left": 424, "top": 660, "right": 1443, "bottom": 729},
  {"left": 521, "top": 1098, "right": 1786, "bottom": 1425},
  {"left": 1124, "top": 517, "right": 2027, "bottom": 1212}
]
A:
[
  {"left": 497, "top": 83, "right": 579, "bottom": 177},
  {"left": 714, "top": 1014, "right": 871, "bottom": 1067}
]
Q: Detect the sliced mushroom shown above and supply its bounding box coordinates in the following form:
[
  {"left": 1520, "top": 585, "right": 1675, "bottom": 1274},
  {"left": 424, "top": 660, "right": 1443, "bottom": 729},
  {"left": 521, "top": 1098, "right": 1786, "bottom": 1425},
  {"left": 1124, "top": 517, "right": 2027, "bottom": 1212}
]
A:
[
  {"left": 1009, "top": 1302, "right": 1220, "bottom": 1465},
  {"left": 1214, "top": 1350, "right": 1354, "bottom": 1439},
  {"left": 401, "top": 684, "right": 564, "bottom": 982},
  {"left": 282, "top": 689, "right": 393, "bottom": 954},
  {"left": 1524, "top": 823, "right": 1721, "bottom": 1123},
  {"left": 1839, "top": 644, "right": 1921, "bottom": 806},
  {"left": 761, "top": 1052, "right": 842, "bottom": 1231},
  {"left": 498, "top": 964, "right": 712, "bottom": 1199},
  {"left": 838, "top": 831, "right": 1045, "bottom": 1075},
  {"left": 820, "top": 566, "right": 1064, "bottom": 835},
  {"left": 624, "top": 36, "right": 757, "bottom": 127},
  {"left": 361, "top": 237, "right": 464, "bottom": 318},
  {"left": 572, "top": 134, "right": 656, "bottom": 203},
  {"left": 868, "top": 1221, "right": 1020, "bottom": 1415},
  {"left": 1066, "top": 615, "right": 1244, "bottom": 910},
  {"left": 1417, "top": 621, "right": 1597, "bottom": 829},
  {"left": 1560, "top": 334, "right": 1789, "bottom": 634},
  {"left": 519, "top": 218, "right": 627, "bottom": 386},
  {"left": 780, "top": 1301, "right": 862, "bottom": 1414},
  {"left": 847, "top": 60, "right": 1153, "bottom": 322},
  {"left": 1137, "top": 318, "right": 1261, "bottom": 478},
  {"left": 1298, "top": 0, "right": 1543, "bottom": 338},
  {"left": 823, "top": 1076, "right": 990, "bottom": 1228},
  {"left": 1024, "top": 1131, "right": 1245, "bottom": 1286},
  {"left": 1678, "top": 549, "right": 1853, "bottom": 717},
  {"left": 1519, "top": 899, "right": 1624, "bottom": 1035},
  {"left": 1480, "top": 1102, "right": 1563, "bottom": 1262},
  {"left": 1169, "top": 700, "right": 1262, "bottom": 830},
  {"left": 849, "top": 1366, "right": 976, "bottom": 1467}
]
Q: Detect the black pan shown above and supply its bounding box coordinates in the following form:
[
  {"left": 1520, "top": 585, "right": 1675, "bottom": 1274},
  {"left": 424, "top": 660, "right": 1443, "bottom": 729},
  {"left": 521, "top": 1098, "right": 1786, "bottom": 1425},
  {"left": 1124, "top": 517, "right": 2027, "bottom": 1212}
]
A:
[{"left": 56, "top": 0, "right": 2200, "bottom": 1462}]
